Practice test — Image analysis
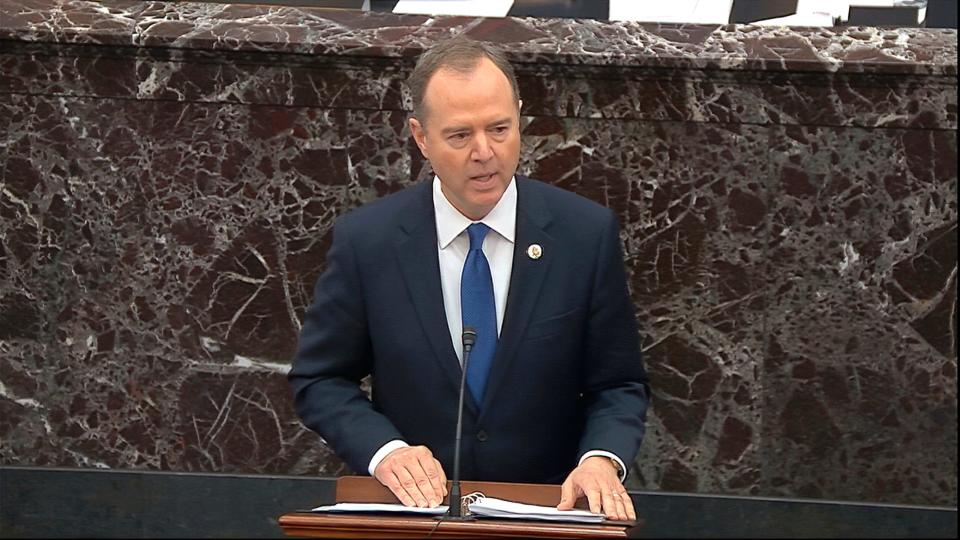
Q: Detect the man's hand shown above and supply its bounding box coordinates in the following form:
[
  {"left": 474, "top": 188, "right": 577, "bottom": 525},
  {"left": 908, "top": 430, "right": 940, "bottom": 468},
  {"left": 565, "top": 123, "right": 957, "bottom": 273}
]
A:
[
  {"left": 373, "top": 445, "right": 448, "bottom": 508},
  {"left": 557, "top": 456, "right": 635, "bottom": 521}
]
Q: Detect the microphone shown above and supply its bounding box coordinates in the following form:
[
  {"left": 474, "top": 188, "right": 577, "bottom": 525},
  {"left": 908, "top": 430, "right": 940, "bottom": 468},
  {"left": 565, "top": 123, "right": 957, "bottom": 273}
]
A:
[{"left": 446, "top": 326, "right": 476, "bottom": 520}]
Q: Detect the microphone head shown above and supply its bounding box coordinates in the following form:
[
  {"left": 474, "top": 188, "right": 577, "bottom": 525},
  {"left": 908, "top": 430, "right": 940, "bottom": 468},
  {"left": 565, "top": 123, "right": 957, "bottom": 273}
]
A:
[{"left": 462, "top": 326, "right": 477, "bottom": 348}]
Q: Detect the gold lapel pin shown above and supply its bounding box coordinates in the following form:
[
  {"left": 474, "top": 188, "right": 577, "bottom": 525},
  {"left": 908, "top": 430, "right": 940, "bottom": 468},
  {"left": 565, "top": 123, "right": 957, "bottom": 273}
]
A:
[{"left": 527, "top": 244, "right": 542, "bottom": 260}]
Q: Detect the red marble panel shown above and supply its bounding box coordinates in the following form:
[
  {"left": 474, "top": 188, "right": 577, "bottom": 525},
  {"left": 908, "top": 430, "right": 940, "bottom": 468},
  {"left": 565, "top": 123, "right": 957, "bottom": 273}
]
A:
[{"left": 0, "top": 0, "right": 955, "bottom": 508}]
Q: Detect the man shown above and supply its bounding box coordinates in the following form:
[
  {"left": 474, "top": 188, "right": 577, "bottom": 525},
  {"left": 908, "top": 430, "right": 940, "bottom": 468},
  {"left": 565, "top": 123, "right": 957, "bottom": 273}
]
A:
[{"left": 288, "top": 37, "right": 649, "bottom": 521}]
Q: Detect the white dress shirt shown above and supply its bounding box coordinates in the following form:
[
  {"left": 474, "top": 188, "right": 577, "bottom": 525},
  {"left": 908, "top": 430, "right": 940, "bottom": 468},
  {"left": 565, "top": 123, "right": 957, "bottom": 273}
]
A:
[
  {"left": 435, "top": 176, "right": 516, "bottom": 364},
  {"left": 367, "top": 176, "right": 625, "bottom": 481}
]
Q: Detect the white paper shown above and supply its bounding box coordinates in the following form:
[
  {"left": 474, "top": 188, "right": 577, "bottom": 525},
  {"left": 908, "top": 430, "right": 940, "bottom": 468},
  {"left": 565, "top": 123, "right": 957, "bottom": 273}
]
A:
[
  {"left": 469, "top": 497, "right": 605, "bottom": 523},
  {"left": 393, "top": 0, "right": 514, "bottom": 18},
  {"left": 311, "top": 502, "right": 448, "bottom": 515},
  {"left": 609, "top": 0, "right": 734, "bottom": 24},
  {"left": 310, "top": 497, "right": 606, "bottom": 524}
]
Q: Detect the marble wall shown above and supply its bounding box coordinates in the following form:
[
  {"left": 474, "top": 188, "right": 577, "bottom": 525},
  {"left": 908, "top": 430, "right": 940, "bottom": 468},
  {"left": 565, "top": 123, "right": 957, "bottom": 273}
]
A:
[{"left": 0, "top": 0, "right": 956, "bottom": 506}]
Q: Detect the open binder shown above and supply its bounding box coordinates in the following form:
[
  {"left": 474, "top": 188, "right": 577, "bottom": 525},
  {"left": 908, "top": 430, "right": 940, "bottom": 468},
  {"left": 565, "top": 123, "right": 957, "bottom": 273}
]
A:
[{"left": 311, "top": 491, "right": 605, "bottom": 524}]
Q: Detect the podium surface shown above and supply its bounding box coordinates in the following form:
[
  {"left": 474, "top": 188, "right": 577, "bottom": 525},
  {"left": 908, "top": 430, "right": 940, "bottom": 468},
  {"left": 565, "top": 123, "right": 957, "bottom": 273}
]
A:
[{"left": 277, "top": 476, "right": 642, "bottom": 538}]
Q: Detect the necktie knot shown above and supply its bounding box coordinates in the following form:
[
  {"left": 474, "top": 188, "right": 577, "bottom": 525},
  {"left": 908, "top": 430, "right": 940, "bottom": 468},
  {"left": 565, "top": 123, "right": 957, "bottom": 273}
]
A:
[{"left": 466, "top": 223, "right": 491, "bottom": 251}]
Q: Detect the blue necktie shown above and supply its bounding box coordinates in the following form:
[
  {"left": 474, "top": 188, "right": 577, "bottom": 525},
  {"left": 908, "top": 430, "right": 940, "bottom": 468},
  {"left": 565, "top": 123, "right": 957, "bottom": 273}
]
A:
[{"left": 461, "top": 223, "right": 497, "bottom": 406}]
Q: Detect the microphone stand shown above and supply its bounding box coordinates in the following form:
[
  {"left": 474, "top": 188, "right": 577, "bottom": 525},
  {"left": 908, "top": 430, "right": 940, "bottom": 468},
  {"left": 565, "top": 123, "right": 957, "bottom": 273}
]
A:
[{"left": 439, "top": 326, "right": 476, "bottom": 521}]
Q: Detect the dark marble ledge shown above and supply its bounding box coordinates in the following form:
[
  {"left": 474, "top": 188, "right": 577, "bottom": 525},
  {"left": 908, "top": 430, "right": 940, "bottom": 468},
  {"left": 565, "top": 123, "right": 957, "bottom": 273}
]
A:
[
  {"left": 1, "top": 467, "right": 957, "bottom": 538},
  {"left": 1, "top": 42, "right": 955, "bottom": 129},
  {"left": 4, "top": 38, "right": 955, "bottom": 87},
  {"left": 0, "top": 0, "right": 955, "bottom": 76}
]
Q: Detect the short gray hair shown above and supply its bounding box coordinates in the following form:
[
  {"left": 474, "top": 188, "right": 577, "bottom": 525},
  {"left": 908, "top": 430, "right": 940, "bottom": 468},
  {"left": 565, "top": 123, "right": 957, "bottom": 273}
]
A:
[{"left": 407, "top": 36, "right": 520, "bottom": 123}]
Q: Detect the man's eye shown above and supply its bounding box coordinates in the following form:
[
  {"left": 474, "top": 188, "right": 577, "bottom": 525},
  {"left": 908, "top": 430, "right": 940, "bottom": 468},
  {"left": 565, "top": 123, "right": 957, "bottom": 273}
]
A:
[{"left": 450, "top": 133, "right": 467, "bottom": 141}]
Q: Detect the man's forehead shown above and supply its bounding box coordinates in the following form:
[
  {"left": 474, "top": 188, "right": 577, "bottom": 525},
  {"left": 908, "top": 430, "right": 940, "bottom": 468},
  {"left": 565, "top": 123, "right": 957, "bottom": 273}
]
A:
[
  {"left": 426, "top": 58, "right": 506, "bottom": 89},
  {"left": 423, "top": 101, "right": 516, "bottom": 129},
  {"left": 434, "top": 58, "right": 483, "bottom": 77},
  {"left": 415, "top": 58, "right": 517, "bottom": 128}
]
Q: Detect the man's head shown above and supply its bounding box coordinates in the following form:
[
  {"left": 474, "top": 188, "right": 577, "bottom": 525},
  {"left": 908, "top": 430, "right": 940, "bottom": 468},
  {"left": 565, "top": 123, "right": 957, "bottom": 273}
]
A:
[{"left": 407, "top": 37, "right": 522, "bottom": 221}]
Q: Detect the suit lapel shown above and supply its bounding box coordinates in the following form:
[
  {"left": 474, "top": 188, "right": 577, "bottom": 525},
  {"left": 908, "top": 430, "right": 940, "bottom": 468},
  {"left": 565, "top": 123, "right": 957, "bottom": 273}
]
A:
[
  {"left": 394, "top": 182, "right": 467, "bottom": 399},
  {"left": 479, "top": 178, "right": 554, "bottom": 416}
]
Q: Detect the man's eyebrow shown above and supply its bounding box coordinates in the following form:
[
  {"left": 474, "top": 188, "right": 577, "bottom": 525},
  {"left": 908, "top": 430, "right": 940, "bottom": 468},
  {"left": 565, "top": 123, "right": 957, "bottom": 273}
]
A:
[
  {"left": 440, "top": 125, "right": 471, "bottom": 135},
  {"left": 439, "top": 117, "right": 513, "bottom": 135}
]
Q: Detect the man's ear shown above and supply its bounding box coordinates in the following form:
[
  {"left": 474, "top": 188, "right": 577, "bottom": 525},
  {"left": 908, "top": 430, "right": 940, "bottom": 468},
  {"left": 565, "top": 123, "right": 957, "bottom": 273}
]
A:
[{"left": 409, "top": 117, "right": 429, "bottom": 159}]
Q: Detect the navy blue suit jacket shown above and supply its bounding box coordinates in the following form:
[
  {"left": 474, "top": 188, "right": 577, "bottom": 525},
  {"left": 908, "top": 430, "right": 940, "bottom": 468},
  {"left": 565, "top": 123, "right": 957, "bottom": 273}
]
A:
[{"left": 289, "top": 176, "right": 649, "bottom": 484}]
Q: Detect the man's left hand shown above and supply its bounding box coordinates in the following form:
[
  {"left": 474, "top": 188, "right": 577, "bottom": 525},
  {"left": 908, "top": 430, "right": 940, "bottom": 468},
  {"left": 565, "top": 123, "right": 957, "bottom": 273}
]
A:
[{"left": 556, "top": 456, "right": 635, "bottom": 521}]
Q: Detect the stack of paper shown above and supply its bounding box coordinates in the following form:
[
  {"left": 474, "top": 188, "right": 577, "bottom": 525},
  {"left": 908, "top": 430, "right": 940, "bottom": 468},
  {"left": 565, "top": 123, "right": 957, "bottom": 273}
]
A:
[
  {"left": 310, "top": 496, "right": 606, "bottom": 524},
  {"left": 469, "top": 497, "right": 604, "bottom": 523},
  {"left": 311, "top": 502, "right": 448, "bottom": 515}
]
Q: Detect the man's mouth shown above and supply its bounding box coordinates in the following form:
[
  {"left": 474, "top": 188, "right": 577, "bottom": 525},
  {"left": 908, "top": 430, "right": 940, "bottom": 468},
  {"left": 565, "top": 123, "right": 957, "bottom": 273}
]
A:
[{"left": 470, "top": 173, "right": 496, "bottom": 182}]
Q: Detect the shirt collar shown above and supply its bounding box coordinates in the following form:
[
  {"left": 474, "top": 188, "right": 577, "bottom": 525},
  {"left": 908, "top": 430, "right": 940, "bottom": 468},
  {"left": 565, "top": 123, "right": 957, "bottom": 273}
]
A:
[{"left": 433, "top": 175, "right": 517, "bottom": 250}]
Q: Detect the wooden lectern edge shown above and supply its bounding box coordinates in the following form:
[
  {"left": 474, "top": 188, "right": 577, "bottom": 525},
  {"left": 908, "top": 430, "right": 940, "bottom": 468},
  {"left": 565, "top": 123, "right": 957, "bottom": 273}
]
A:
[
  {"left": 276, "top": 476, "right": 642, "bottom": 538},
  {"left": 278, "top": 512, "right": 642, "bottom": 539}
]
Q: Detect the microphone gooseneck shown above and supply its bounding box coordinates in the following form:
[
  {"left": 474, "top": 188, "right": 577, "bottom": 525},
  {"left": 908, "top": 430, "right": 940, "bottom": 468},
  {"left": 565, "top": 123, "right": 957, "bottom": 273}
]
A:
[{"left": 447, "top": 326, "right": 477, "bottom": 519}]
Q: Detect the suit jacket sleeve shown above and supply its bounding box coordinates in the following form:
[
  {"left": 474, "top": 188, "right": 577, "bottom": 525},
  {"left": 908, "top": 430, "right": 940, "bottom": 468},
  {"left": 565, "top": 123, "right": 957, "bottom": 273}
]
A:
[
  {"left": 288, "top": 214, "right": 404, "bottom": 474},
  {"left": 577, "top": 211, "right": 651, "bottom": 468}
]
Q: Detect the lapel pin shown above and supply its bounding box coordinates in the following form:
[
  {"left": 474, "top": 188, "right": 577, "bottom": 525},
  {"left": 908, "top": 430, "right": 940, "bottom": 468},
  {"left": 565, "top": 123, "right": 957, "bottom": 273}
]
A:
[{"left": 527, "top": 244, "right": 542, "bottom": 260}]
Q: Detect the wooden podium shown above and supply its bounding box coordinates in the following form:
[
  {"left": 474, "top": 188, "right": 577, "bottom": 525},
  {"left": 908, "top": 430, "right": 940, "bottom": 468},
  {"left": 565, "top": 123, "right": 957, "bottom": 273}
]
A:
[{"left": 278, "top": 476, "right": 643, "bottom": 538}]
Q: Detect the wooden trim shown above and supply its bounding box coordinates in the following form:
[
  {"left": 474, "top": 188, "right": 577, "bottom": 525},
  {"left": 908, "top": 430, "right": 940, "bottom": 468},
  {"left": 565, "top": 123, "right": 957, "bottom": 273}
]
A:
[{"left": 278, "top": 512, "right": 637, "bottom": 538}]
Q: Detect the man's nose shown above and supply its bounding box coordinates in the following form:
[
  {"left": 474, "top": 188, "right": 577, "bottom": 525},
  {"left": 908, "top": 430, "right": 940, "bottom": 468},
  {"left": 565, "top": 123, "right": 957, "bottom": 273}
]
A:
[{"left": 471, "top": 133, "right": 494, "bottom": 161}]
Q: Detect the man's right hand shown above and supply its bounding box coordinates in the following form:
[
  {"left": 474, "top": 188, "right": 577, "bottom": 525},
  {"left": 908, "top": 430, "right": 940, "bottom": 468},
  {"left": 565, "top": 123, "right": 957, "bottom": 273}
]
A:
[{"left": 373, "top": 445, "right": 448, "bottom": 508}]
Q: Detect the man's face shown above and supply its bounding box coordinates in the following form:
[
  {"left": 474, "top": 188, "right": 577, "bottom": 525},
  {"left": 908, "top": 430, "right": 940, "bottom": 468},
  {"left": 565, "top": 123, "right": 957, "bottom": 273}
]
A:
[{"left": 409, "top": 57, "right": 521, "bottom": 221}]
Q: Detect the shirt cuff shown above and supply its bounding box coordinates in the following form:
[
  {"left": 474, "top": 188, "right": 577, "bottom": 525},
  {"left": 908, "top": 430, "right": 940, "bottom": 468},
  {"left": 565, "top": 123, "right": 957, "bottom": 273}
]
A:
[
  {"left": 579, "top": 450, "right": 627, "bottom": 482},
  {"left": 368, "top": 439, "right": 409, "bottom": 476}
]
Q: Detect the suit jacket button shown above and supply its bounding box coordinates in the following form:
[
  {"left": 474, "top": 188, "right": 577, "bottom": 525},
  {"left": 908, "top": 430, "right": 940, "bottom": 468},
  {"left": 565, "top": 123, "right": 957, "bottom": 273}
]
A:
[{"left": 476, "top": 430, "right": 488, "bottom": 442}]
